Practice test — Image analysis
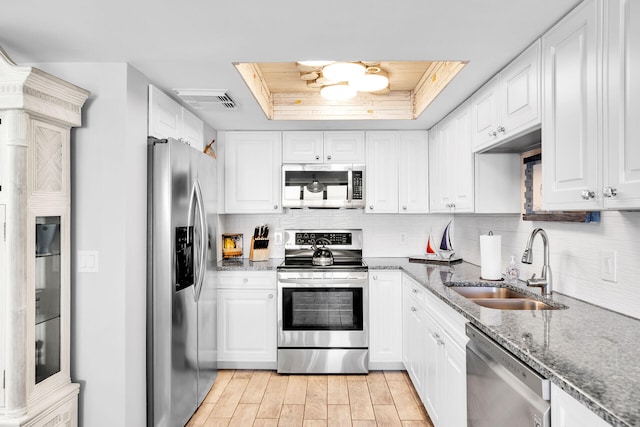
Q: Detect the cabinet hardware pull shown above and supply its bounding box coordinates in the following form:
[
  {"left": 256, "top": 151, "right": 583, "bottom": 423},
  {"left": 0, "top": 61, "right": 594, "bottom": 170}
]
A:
[
  {"left": 580, "top": 190, "right": 595, "bottom": 200},
  {"left": 369, "top": 205, "right": 374, "bottom": 210},
  {"left": 373, "top": 275, "right": 378, "bottom": 280},
  {"left": 315, "top": 155, "right": 320, "bottom": 160},
  {"left": 274, "top": 205, "right": 279, "bottom": 209},
  {"left": 412, "top": 288, "right": 418, "bottom": 293},
  {"left": 268, "top": 294, "right": 274, "bottom": 299},
  {"left": 603, "top": 187, "right": 618, "bottom": 198},
  {"left": 411, "top": 307, "right": 417, "bottom": 312},
  {"left": 488, "top": 131, "right": 497, "bottom": 137},
  {"left": 402, "top": 206, "right": 407, "bottom": 210},
  {"left": 327, "top": 155, "right": 332, "bottom": 160},
  {"left": 497, "top": 126, "right": 506, "bottom": 133}
]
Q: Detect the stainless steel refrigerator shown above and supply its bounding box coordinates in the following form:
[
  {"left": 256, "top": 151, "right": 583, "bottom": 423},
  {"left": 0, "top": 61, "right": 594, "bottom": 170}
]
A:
[{"left": 147, "top": 137, "right": 218, "bottom": 427}]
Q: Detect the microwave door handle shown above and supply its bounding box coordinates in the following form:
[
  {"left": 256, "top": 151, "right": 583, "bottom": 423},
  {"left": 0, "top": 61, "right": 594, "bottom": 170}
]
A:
[
  {"left": 193, "top": 178, "right": 207, "bottom": 302},
  {"left": 347, "top": 169, "right": 353, "bottom": 205}
]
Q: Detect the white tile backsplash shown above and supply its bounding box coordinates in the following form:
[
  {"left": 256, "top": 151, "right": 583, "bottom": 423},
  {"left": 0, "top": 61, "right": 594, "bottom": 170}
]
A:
[{"left": 221, "top": 210, "right": 640, "bottom": 319}]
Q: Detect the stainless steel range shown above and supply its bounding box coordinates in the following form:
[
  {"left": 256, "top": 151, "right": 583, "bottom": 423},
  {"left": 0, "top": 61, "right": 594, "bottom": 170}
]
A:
[{"left": 277, "top": 229, "right": 368, "bottom": 374}]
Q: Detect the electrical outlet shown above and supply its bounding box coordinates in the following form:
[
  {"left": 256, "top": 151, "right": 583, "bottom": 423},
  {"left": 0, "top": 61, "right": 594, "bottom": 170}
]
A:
[
  {"left": 601, "top": 250, "right": 617, "bottom": 282},
  {"left": 399, "top": 232, "right": 407, "bottom": 245},
  {"left": 274, "top": 232, "right": 283, "bottom": 246}
]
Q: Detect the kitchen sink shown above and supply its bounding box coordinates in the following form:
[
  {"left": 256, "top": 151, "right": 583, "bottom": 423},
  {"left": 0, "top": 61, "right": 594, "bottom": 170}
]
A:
[
  {"left": 448, "top": 285, "right": 566, "bottom": 310},
  {"left": 471, "top": 298, "right": 559, "bottom": 310},
  {"left": 449, "top": 286, "right": 530, "bottom": 299}
]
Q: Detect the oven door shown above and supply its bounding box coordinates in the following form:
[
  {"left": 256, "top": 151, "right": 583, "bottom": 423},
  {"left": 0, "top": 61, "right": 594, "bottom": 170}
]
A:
[{"left": 277, "top": 272, "right": 368, "bottom": 348}]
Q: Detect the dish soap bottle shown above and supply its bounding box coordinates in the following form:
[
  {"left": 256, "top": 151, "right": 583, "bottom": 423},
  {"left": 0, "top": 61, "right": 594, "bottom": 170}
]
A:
[{"left": 506, "top": 255, "right": 520, "bottom": 285}]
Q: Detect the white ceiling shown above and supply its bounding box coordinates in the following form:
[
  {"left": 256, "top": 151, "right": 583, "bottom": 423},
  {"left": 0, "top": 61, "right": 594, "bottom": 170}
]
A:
[{"left": 0, "top": 0, "right": 580, "bottom": 131}]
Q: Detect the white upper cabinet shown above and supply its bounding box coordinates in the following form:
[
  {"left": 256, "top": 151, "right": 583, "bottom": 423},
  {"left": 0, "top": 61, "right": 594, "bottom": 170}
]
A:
[
  {"left": 542, "top": 0, "right": 600, "bottom": 211},
  {"left": 223, "top": 131, "right": 282, "bottom": 213},
  {"left": 324, "top": 131, "right": 365, "bottom": 163},
  {"left": 365, "top": 131, "right": 399, "bottom": 213},
  {"left": 430, "top": 105, "right": 474, "bottom": 213},
  {"left": 398, "top": 131, "right": 430, "bottom": 213},
  {"left": 181, "top": 107, "right": 205, "bottom": 151},
  {"left": 282, "top": 131, "right": 364, "bottom": 163},
  {"left": 604, "top": 0, "right": 640, "bottom": 209},
  {"left": 471, "top": 40, "right": 541, "bottom": 153},
  {"left": 148, "top": 85, "right": 204, "bottom": 151}
]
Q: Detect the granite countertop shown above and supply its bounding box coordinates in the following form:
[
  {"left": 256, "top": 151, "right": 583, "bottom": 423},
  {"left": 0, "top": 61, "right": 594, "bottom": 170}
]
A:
[
  {"left": 217, "top": 257, "right": 640, "bottom": 426},
  {"left": 217, "top": 258, "right": 283, "bottom": 271},
  {"left": 367, "top": 258, "right": 639, "bottom": 427}
]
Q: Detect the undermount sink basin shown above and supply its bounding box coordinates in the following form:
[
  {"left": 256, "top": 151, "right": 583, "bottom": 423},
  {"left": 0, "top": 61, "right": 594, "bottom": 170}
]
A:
[
  {"left": 449, "top": 286, "right": 530, "bottom": 299},
  {"left": 471, "top": 298, "right": 559, "bottom": 311},
  {"left": 448, "top": 285, "right": 566, "bottom": 311}
]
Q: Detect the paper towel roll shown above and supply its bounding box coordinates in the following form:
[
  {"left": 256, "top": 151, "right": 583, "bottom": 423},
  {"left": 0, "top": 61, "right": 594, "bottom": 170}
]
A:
[{"left": 480, "top": 233, "right": 502, "bottom": 280}]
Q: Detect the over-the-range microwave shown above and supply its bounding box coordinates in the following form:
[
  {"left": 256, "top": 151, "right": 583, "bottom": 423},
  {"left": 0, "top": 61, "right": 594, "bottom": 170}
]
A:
[{"left": 282, "top": 164, "right": 365, "bottom": 209}]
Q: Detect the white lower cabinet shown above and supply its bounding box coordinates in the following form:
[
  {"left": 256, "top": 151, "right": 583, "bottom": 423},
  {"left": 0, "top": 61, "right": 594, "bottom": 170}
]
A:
[
  {"left": 369, "top": 271, "right": 403, "bottom": 369},
  {"left": 217, "top": 272, "right": 277, "bottom": 368},
  {"left": 551, "top": 383, "right": 610, "bottom": 427},
  {"left": 402, "top": 273, "right": 468, "bottom": 427}
]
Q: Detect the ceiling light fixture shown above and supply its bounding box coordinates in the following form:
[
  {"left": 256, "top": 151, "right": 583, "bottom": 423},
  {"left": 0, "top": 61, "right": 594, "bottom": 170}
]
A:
[
  {"left": 321, "top": 62, "right": 366, "bottom": 83},
  {"left": 320, "top": 83, "right": 357, "bottom": 101},
  {"left": 297, "top": 60, "right": 391, "bottom": 100},
  {"left": 348, "top": 68, "right": 389, "bottom": 92}
]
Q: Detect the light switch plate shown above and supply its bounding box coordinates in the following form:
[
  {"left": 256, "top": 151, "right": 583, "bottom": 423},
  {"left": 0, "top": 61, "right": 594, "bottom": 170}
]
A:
[
  {"left": 600, "top": 250, "right": 617, "bottom": 282},
  {"left": 274, "top": 232, "right": 283, "bottom": 246},
  {"left": 78, "top": 250, "right": 99, "bottom": 273}
]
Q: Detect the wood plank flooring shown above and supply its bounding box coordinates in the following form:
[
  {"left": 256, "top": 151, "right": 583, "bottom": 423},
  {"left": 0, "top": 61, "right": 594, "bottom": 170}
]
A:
[{"left": 187, "top": 370, "right": 434, "bottom": 427}]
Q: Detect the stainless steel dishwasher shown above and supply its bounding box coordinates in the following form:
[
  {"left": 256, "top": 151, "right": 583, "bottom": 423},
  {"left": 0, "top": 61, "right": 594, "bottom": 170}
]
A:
[{"left": 466, "top": 324, "right": 551, "bottom": 427}]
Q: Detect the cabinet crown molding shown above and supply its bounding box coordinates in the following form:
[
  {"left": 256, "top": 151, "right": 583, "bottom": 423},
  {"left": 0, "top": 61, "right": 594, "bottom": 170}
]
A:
[{"left": 0, "top": 47, "right": 90, "bottom": 126}]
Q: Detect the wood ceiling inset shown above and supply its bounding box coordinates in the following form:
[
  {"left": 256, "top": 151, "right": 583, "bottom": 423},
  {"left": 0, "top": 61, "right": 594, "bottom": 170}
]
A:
[{"left": 235, "top": 60, "right": 466, "bottom": 121}]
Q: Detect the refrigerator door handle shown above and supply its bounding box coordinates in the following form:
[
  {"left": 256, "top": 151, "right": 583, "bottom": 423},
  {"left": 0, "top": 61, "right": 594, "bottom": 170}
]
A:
[{"left": 193, "top": 178, "right": 208, "bottom": 302}]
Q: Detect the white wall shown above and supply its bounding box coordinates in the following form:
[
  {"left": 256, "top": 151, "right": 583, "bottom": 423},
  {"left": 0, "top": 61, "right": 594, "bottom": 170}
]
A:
[
  {"left": 34, "top": 62, "right": 151, "bottom": 427},
  {"left": 221, "top": 210, "right": 454, "bottom": 259}
]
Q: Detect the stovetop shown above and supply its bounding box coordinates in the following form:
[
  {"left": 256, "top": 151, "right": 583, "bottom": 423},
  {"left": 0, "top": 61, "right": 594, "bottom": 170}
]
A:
[{"left": 279, "top": 229, "right": 367, "bottom": 271}]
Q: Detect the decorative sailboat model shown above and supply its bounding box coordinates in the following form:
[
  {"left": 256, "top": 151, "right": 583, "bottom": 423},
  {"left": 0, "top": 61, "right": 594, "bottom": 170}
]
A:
[
  {"left": 410, "top": 220, "right": 462, "bottom": 265},
  {"left": 438, "top": 220, "right": 455, "bottom": 259}
]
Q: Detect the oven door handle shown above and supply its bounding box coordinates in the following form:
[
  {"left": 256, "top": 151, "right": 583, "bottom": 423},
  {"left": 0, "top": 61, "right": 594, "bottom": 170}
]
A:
[{"left": 278, "top": 278, "right": 367, "bottom": 286}]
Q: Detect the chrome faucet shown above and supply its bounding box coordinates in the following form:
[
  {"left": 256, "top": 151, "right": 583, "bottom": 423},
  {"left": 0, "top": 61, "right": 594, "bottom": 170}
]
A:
[{"left": 521, "top": 228, "right": 552, "bottom": 296}]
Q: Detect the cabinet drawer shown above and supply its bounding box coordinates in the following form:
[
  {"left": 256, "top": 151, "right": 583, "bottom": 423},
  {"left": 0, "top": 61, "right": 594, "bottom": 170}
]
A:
[
  {"left": 217, "top": 271, "right": 276, "bottom": 289},
  {"left": 403, "top": 274, "right": 427, "bottom": 309}
]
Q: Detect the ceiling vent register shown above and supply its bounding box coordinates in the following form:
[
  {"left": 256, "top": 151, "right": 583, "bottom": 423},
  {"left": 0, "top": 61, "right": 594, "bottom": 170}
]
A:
[{"left": 173, "top": 89, "right": 237, "bottom": 110}]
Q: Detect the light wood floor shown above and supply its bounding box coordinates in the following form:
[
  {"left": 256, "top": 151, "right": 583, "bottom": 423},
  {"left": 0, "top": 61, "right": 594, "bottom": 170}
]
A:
[{"left": 187, "top": 370, "right": 435, "bottom": 427}]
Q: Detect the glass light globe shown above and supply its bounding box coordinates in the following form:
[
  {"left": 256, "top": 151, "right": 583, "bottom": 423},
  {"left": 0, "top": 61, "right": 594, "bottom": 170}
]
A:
[
  {"left": 322, "top": 62, "right": 366, "bottom": 82},
  {"left": 320, "top": 84, "right": 357, "bottom": 101}
]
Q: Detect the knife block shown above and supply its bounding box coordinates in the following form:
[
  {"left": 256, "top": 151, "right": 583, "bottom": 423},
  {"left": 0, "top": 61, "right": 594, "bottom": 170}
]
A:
[{"left": 249, "top": 237, "right": 270, "bottom": 261}]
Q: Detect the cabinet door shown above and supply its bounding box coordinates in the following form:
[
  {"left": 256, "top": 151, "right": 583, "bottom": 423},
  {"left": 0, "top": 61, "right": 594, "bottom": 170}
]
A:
[
  {"left": 551, "top": 383, "right": 609, "bottom": 427},
  {"left": 282, "top": 131, "right": 324, "bottom": 163},
  {"left": 451, "top": 106, "right": 474, "bottom": 212},
  {"left": 399, "top": 131, "right": 430, "bottom": 213},
  {"left": 148, "top": 85, "right": 182, "bottom": 140},
  {"left": 402, "top": 281, "right": 424, "bottom": 394},
  {"left": 217, "top": 289, "right": 277, "bottom": 362},
  {"left": 605, "top": 0, "right": 640, "bottom": 209},
  {"left": 470, "top": 76, "right": 499, "bottom": 152},
  {"left": 224, "top": 132, "right": 282, "bottom": 213},
  {"left": 422, "top": 312, "right": 444, "bottom": 427},
  {"left": 365, "top": 132, "right": 398, "bottom": 213},
  {"left": 542, "top": 0, "right": 601, "bottom": 210},
  {"left": 323, "top": 131, "right": 365, "bottom": 163},
  {"left": 181, "top": 108, "right": 204, "bottom": 151},
  {"left": 369, "top": 271, "right": 403, "bottom": 366},
  {"left": 443, "top": 337, "right": 467, "bottom": 427},
  {"left": 500, "top": 39, "right": 541, "bottom": 140},
  {"left": 428, "top": 125, "right": 447, "bottom": 213}
]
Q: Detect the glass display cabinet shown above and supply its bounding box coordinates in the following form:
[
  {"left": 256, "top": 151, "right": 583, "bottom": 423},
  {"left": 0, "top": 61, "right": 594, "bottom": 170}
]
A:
[
  {"left": 0, "top": 49, "right": 88, "bottom": 426},
  {"left": 35, "top": 216, "right": 62, "bottom": 385}
]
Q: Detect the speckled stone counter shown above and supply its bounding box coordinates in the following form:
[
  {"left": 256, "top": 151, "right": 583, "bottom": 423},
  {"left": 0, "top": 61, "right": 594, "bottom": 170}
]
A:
[
  {"left": 217, "top": 258, "right": 283, "bottom": 271},
  {"left": 367, "top": 258, "right": 640, "bottom": 427},
  {"left": 216, "top": 257, "right": 639, "bottom": 426}
]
